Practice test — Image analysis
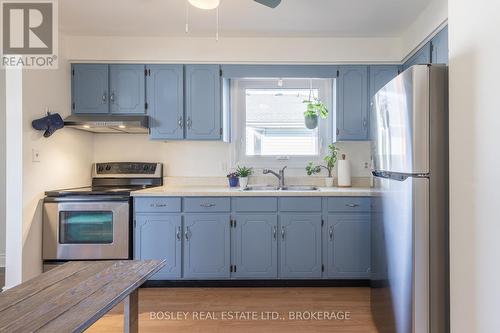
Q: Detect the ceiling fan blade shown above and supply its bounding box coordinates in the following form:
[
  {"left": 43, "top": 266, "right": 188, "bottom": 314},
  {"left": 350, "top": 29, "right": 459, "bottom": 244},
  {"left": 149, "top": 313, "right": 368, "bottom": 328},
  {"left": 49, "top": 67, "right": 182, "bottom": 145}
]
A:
[{"left": 254, "top": 0, "right": 282, "bottom": 8}]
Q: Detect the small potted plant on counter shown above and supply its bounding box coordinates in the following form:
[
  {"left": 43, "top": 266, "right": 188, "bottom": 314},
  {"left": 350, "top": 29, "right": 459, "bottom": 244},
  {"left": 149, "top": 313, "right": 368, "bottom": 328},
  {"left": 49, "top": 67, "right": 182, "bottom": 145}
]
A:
[
  {"left": 305, "top": 144, "right": 339, "bottom": 187},
  {"left": 226, "top": 172, "right": 240, "bottom": 188},
  {"left": 303, "top": 97, "right": 328, "bottom": 129},
  {"left": 236, "top": 166, "right": 253, "bottom": 189}
]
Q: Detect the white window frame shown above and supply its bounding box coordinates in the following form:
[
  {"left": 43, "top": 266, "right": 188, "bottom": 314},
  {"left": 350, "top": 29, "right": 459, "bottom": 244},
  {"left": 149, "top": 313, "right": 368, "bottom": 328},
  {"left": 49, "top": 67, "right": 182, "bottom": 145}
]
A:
[{"left": 230, "top": 78, "right": 333, "bottom": 169}]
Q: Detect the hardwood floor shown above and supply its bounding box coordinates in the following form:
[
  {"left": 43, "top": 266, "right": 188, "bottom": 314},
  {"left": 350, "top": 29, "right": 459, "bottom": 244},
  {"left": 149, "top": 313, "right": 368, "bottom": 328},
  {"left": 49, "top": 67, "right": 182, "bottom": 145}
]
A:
[{"left": 88, "top": 287, "right": 378, "bottom": 333}]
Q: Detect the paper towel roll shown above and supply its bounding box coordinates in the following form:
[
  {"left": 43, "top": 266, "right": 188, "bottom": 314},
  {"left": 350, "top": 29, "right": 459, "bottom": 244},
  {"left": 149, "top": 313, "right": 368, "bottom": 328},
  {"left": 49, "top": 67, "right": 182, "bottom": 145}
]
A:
[{"left": 337, "top": 157, "right": 351, "bottom": 187}]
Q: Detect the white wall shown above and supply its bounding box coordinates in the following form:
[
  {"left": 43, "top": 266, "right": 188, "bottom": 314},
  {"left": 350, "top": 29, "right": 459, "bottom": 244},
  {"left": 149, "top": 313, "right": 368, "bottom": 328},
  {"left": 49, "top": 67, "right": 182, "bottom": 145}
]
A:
[
  {"left": 21, "top": 37, "right": 94, "bottom": 281},
  {"left": 0, "top": 69, "right": 5, "bottom": 267},
  {"left": 66, "top": 35, "right": 404, "bottom": 64},
  {"left": 449, "top": 0, "right": 500, "bottom": 332},
  {"left": 92, "top": 135, "right": 372, "bottom": 179},
  {"left": 400, "top": 0, "right": 448, "bottom": 59}
]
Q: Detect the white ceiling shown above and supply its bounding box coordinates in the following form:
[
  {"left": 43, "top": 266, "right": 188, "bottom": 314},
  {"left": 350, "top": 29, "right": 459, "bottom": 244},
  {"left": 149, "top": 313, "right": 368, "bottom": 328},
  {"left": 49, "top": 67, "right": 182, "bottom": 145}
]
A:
[{"left": 60, "top": 0, "right": 434, "bottom": 38}]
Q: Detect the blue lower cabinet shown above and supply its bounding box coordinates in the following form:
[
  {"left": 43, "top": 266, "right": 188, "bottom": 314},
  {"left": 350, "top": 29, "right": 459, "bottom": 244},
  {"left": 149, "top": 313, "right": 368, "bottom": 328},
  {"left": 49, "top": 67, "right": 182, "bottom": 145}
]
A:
[
  {"left": 279, "top": 214, "right": 322, "bottom": 279},
  {"left": 232, "top": 214, "right": 278, "bottom": 279},
  {"left": 183, "top": 214, "right": 231, "bottom": 279},
  {"left": 326, "top": 214, "right": 371, "bottom": 279},
  {"left": 134, "top": 214, "right": 182, "bottom": 280}
]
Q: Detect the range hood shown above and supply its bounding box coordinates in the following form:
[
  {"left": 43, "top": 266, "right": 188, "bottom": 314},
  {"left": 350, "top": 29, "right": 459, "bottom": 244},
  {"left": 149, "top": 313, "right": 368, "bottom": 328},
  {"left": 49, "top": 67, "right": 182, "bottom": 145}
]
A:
[{"left": 64, "top": 115, "right": 150, "bottom": 134}]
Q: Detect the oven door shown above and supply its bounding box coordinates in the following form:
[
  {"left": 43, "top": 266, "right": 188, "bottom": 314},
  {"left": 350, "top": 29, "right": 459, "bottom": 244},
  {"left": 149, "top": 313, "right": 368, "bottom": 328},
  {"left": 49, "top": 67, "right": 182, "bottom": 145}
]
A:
[{"left": 43, "top": 198, "right": 130, "bottom": 260}]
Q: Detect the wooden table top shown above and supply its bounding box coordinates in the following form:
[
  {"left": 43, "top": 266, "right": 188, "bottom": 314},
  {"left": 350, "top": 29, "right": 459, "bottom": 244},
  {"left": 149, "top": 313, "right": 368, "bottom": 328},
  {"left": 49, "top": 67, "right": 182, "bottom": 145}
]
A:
[{"left": 0, "top": 260, "right": 165, "bottom": 333}]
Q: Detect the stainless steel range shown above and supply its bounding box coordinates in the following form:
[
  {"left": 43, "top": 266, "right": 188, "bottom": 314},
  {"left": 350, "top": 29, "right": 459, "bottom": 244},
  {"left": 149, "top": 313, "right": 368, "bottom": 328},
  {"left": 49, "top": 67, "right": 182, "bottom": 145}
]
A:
[{"left": 42, "top": 162, "right": 162, "bottom": 269}]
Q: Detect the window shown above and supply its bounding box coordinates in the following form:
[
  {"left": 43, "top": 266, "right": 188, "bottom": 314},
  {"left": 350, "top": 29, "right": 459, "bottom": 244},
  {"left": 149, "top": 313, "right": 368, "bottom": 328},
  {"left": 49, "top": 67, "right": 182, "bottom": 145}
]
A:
[{"left": 231, "top": 78, "right": 333, "bottom": 168}]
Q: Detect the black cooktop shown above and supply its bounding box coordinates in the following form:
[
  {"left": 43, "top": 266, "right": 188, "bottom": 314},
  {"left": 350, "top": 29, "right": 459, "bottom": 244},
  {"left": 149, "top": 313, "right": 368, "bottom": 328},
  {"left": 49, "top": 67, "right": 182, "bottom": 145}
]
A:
[{"left": 45, "top": 185, "right": 149, "bottom": 197}]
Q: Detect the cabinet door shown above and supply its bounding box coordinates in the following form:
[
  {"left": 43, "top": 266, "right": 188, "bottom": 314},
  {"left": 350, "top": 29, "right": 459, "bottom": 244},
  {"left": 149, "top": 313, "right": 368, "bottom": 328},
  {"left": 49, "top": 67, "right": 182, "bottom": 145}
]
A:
[
  {"left": 72, "top": 64, "right": 109, "bottom": 114},
  {"left": 326, "top": 214, "right": 370, "bottom": 279},
  {"left": 185, "top": 65, "right": 222, "bottom": 140},
  {"left": 183, "top": 214, "right": 230, "bottom": 279},
  {"left": 134, "top": 214, "right": 182, "bottom": 280},
  {"left": 369, "top": 66, "right": 399, "bottom": 101},
  {"left": 109, "top": 64, "right": 146, "bottom": 114},
  {"left": 336, "top": 66, "right": 369, "bottom": 141},
  {"left": 402, "top": 42, "right": 431, "bottom": 71},
  {"left": 279, "top": 214, "right": 322, "bottom": 279},
  {"left": 147, "top": 65, "right": 184, "bottom": 139},
  {"left": 431, "top": 26, "right": 448, "bottom": 65},
  {"left": 232, "top": 214, "right": 278, "bottom": 279}
]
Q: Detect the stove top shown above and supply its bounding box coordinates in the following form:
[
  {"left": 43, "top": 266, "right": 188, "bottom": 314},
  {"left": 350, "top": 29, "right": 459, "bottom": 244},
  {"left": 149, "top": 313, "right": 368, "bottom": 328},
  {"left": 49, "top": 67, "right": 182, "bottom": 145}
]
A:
[
  {"left": 45, "top": 185, "right": 150, "bottom": 197},
  {"left": 45, "top": 162, "right": 163, "bottom": 198}
]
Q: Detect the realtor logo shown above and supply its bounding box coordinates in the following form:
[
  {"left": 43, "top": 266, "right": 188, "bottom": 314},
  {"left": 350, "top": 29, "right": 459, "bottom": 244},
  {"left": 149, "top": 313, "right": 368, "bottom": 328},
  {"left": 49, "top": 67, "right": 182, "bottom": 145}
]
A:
[{"left": 1, "top": 0, "right": 58, "bottom": 69}]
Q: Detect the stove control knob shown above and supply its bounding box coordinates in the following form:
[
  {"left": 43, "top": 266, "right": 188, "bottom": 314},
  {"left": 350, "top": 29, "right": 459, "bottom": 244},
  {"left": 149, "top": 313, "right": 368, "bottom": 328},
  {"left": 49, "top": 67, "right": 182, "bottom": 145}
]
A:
[
  {"left": 97, "top": 165, "right": 104, "bottom": 172},
  {"left": 105, "top": 165, "right": 111, "bottom": 171},
  {"left": 143, "top": 165, "right": 149, "bottom": 172}
]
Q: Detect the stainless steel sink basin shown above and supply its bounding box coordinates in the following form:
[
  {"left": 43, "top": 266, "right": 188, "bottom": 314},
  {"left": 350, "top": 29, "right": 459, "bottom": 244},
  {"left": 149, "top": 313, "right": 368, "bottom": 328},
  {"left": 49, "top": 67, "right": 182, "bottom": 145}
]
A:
[
  {"left": 281, "top": 186, "right": 319, "bottom": 191},
  {"left": 242, "top": 185, "right": 318, "bottom": 191},
  {"left": 242, "top": 185, "right": 279, "bottom": 191}
]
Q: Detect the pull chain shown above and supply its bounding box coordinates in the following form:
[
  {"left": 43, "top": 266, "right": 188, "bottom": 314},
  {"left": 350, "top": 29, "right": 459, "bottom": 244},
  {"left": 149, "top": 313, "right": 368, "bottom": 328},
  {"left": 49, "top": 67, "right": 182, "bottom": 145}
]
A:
[
  {"left": 216, "top": 6, "right": 219, "bottom": 41},
  {"left": 185, "top": 1, "right": 189, "bottom": 33}
]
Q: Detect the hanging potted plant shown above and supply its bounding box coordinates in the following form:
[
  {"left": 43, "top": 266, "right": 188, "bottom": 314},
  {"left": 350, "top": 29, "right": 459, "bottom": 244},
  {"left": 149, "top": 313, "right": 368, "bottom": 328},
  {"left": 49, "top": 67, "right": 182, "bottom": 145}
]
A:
[
  {"left": 305, "top": 144, "right": 339, "bottom": 187},
  {"left": 303, "top": 97, "right": 328, "bottom": 130}
]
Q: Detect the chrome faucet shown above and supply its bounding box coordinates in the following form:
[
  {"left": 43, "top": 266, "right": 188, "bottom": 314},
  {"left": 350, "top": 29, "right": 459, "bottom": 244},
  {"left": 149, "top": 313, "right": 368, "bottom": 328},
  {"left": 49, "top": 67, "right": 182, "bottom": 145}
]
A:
[{"left": 263, "top": 166, "right": 287, "bottom": 189}]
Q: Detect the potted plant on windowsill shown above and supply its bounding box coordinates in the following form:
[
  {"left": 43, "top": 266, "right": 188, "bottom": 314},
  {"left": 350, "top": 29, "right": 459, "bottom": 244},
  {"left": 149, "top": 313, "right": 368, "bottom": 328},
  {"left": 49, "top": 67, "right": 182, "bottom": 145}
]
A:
[
  {"left": 305, "top": 144, "right": 339, "bottom": 187},
  {"left": 236, "top": 166, "right": 253, "bottom": 189},
  {"left": 303, "top": 97, "right": 328, "bottom": 129}
]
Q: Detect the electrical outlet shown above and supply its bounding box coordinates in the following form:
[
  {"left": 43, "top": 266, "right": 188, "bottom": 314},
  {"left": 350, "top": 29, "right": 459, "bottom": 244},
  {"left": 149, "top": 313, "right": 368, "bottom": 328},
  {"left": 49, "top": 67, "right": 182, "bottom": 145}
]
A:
[
  {"left": 32, "top": 149, "right": 41, "bottom": 162},
  {"left": 364, "top": 162, "right": 369, "bottom": 169}
]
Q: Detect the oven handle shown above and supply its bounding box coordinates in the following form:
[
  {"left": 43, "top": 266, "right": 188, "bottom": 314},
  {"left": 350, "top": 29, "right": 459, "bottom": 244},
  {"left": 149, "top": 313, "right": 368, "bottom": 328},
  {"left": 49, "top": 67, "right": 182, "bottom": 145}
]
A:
[{"left": 44, "top": 196, "right": 130, "bottom": 203}]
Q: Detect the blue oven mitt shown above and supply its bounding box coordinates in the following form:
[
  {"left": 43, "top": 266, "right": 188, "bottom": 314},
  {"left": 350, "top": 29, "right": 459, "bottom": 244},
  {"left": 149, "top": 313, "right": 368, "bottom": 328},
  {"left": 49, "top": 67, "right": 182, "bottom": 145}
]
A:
[{"left": 32, "top": 113, "right": 64, "bottom": 137}]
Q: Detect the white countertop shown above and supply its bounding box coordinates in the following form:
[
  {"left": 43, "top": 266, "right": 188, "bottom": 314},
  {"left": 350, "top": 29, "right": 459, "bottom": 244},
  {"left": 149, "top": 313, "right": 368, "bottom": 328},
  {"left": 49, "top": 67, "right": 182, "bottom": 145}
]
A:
[{"left": 131, "top": 185, "right": 377, "bottom": 197}]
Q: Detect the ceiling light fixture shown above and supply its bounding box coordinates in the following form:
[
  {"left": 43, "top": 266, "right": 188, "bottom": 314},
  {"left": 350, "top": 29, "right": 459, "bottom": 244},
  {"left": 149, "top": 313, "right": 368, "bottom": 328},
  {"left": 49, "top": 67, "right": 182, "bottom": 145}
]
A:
[{"left": 188, "top": 0, "right": 220, "bottom": 10}]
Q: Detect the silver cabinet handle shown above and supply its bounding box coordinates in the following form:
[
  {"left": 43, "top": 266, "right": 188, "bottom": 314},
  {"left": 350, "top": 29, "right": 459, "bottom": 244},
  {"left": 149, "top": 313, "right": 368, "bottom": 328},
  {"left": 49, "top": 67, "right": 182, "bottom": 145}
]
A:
[
  {"left": 102, "top": 92, "right": 107, "bottom": 103},
  {"left": 110, "top": 91, "right": 115, "bottom": 103},
  {"left": 200, "top": 203, "right": 216, "bottom": 208},
  {"left": 176, "top": 226, "right": 182, "bottom": 241},
  {"left": 187, "top": 117, "right": 192, "bottom": 129},
  {"left": 363, "top": 118, "right": 367, "bottom": 128},
  {"left": 273, "top": 226, "right": 277, "bottom": 240},
  {"left": 281, "top": 226, "right": 285, "bottom": 240},
  {"left": 185, "top": 226, "right": 190, "bottom": 240},
  {"left": 178, "top": 116, "right": 184, "bottom": 129},
  {"left": 151, "top": 203, "right": 167, "bottom": 208},
  {"left": 346, "top": 203, "right": 359, "bottom": 208},
  {"left": 329, "top": 226, "right": 333, "bottom": 240}
]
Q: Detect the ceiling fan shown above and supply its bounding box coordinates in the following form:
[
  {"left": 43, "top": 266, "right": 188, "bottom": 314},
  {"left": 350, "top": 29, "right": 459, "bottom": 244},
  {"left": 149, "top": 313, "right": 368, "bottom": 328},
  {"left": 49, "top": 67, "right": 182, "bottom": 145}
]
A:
[
  {"left": 188, "top": 0, "right": 282, "bottom": 10},
  {"left": 254, "top": 0, "right": 282, "bottom": 8}
]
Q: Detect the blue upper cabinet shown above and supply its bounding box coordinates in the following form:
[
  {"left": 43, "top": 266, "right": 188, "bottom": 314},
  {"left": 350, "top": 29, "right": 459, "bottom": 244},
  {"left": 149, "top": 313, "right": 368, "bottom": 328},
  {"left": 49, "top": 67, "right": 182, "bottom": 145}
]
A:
[
  {"left": 336, "top": 66, "right": 369, "bottom": 141},
  {"left": 185, "top": 65, "right": 222, "bottom": 140},
  {"left": 402, "top": 42, "right": 431, "bottom": 71},
  {"left": 146, "top": 65, "right": 184, "bottom": 140},
  {"left": 109, "top": 64, "right": 146, "bottom": 114},
  {"left": 431, "top": 26, "right": 448, "bottom": 64},
  {"left": 369, "top": 66, "right": 399, "bottom": 100},
  {"left": 71, "top": 64, "right": 109, "bottom": 114}
]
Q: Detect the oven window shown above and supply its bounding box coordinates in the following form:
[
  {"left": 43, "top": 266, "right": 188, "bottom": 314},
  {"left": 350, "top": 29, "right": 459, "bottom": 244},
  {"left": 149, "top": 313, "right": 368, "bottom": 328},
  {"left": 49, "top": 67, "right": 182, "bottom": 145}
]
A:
[{"left": 59, "top": 211, "right": 113, "bottom": 244}]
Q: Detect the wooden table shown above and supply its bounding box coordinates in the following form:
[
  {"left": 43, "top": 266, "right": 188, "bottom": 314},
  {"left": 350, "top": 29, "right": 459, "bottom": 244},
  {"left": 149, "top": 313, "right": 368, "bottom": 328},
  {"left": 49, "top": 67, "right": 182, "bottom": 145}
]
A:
[{"left": 0, "top": 260, "right": 165, "bottom": 333}]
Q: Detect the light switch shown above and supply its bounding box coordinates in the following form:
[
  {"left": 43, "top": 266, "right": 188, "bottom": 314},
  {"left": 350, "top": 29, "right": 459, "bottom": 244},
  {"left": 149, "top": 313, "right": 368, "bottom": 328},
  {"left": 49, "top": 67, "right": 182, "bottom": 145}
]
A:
[{"left": 32, "top": 149, "right": 41, "bottom": 162}]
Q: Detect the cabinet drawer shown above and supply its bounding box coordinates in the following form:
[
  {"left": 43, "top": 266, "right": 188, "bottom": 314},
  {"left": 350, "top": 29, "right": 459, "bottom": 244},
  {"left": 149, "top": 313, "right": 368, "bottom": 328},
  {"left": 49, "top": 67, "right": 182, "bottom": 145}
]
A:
[
  {"left": 233, "top": 198, "right": 277, "bottom": 212},
  {"left": 327, "top": 197, "right": 371, "bottom": 212},
  {"left": 279, "top": 197, "right": 322, "bottom": 212},
  {"left": 184, "top": 197, "right": 230, "bottom": 212},
  {"left": 134, "top": 197, "right": 181, "bottom": 213}
]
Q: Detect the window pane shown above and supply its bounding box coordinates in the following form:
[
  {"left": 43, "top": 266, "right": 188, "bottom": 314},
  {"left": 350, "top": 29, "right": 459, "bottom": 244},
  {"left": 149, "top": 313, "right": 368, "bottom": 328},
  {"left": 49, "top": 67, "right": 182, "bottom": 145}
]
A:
[{"left": 245, "top": 88, "right": 319, "bottom": 156}]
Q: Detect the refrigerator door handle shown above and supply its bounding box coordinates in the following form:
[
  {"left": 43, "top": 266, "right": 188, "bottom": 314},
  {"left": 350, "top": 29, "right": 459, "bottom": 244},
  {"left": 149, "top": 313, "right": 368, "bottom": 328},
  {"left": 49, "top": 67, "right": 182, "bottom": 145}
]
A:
[{"left": 372, "top": 170, "right": 429, "bottom": 181}]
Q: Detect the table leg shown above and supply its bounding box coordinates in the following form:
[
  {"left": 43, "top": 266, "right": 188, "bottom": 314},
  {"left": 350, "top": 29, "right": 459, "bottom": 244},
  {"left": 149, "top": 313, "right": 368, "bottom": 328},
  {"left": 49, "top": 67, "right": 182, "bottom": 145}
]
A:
[{"left": 124, "top": 289, "right": 139, "bottom": 333}]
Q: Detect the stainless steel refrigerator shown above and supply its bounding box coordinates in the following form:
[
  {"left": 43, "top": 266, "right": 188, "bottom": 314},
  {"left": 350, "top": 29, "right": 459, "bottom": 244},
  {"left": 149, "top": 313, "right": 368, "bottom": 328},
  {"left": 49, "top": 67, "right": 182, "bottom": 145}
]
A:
[{"left": 370, "top": 65, "right": 449, "bottom": 333}]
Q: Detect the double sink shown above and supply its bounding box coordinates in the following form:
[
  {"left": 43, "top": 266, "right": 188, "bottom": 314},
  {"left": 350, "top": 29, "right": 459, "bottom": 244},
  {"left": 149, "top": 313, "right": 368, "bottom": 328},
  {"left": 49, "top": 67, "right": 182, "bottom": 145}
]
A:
[{"left": 242, "top": 185, "right": 319, "bottom": 191}]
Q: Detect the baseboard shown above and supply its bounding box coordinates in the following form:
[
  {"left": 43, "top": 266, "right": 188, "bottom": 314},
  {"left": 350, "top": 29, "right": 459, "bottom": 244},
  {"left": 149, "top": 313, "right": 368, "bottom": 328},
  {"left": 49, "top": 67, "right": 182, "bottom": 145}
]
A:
[
  {"left": 0, "top": 254, "right": 5, "bottom": 267},
  {"left": 142, "top": 279, "right": 370, "bottom": 288}
]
